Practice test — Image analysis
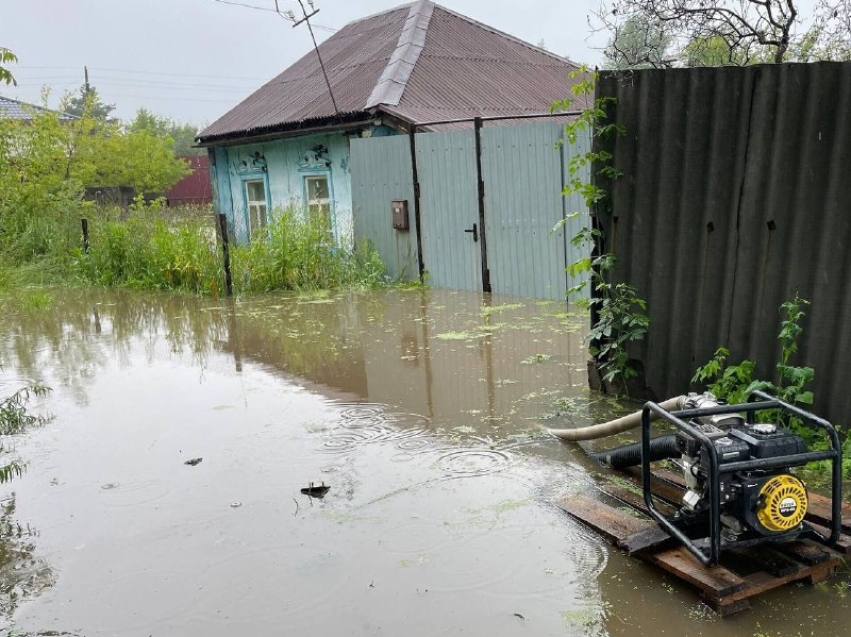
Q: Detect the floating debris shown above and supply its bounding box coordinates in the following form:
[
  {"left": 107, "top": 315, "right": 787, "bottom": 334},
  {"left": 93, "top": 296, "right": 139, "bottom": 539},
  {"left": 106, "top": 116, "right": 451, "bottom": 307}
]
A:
[
  {"left": 300, "top": 482, "right": 330, "bottom": 498},
  {"left": 229, "top": 502, "right": 242, "bottom": 508},
  {"left": 184, "top": 457, "right": 203, "bottom": 466}
]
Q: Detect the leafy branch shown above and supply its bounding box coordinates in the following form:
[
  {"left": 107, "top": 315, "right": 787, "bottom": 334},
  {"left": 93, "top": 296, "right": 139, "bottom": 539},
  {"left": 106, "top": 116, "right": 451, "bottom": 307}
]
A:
[
  {"left": 556, "top": 67, "right": 648, "bottom": 394},
  {"left": 0, "top": 47, "right": 16, "bottom": 87}
]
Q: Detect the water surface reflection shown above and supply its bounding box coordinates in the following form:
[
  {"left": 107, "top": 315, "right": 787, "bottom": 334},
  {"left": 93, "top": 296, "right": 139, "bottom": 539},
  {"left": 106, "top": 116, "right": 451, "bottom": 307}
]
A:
[{"left": 0, "top": 288, "right": 846, "bottom": 636}]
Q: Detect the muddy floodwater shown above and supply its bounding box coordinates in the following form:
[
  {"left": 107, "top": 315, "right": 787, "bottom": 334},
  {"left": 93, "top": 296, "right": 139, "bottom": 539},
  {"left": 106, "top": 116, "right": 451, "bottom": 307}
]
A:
[{"left": 0, "top": 288, "right": 848, "bottom": 636}]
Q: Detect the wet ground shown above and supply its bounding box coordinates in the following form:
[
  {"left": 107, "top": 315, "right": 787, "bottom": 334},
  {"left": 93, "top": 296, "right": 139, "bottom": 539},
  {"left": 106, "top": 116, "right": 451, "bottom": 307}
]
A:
[{"left": 0, "top": 288, "right": 848, "bottom": 637}]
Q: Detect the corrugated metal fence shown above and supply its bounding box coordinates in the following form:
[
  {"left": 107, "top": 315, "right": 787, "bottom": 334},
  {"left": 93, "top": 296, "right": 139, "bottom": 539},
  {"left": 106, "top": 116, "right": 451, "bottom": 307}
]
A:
[
  {"left": 352, "top": 121, "right": 590, "bottom": 301},
  {"left": 596, "top": 62, "right": 851, "bottom": 425}
]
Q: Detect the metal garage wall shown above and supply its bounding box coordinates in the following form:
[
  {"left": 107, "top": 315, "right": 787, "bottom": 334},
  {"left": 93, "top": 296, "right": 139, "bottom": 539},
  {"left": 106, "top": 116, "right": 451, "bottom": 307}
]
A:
[
  {"left": 481, "top": 123, "right": 590, "bottom": 299},
  {"left": 596, "top": 62, "right": 851, "bottom": 425},
  {"left": 415, "top": 129, "right": 483, "bottom": 292},
  {"left": 351, "top": 135, "right": 419, "bottom": 281},
  {"left": 351, "top": 121, "right": 591, "bottom": 300}
]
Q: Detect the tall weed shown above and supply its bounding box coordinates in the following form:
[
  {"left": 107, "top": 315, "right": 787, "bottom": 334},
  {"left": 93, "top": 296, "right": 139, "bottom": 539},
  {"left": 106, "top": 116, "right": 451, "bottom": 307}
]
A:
[{"left": 231, "top": 208, "right": 386, "bottom": 293}]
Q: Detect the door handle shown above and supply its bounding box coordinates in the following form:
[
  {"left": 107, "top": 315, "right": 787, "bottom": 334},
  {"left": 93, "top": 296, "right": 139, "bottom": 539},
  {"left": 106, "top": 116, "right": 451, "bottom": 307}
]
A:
[{"left": 464, "top": 223, "right": 478, "bottom": 242}]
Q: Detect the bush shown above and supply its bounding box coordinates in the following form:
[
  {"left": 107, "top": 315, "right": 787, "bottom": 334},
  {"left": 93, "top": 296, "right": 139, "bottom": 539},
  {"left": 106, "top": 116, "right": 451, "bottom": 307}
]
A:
[{"left": 231, "top": 208, "right": 386, "bottom": 293}]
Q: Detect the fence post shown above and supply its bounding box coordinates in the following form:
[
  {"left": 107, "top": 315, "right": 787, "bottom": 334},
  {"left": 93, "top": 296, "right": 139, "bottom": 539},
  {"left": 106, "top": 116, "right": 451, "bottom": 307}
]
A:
[
  {"left": 408, "top": 126, "right": 425, "bottom": 283},
  {"left": 81, "top": 218, "right": 90, "bottom": 254},
  {"left": 473, "top": 117, "right": 491, "bottom": 293},
  {"left": 217, "top": 213, "right": 233, "bottom": 297}
]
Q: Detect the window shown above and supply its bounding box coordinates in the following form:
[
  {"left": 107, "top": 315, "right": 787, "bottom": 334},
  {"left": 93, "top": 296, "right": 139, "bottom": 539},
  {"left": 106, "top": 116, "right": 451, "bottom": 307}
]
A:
[
  {"left": 305, "top": 175, "right": 332, "bottom": 235},
  {"left": 244, "top": 179, "right": 268, "bottom": 234}
]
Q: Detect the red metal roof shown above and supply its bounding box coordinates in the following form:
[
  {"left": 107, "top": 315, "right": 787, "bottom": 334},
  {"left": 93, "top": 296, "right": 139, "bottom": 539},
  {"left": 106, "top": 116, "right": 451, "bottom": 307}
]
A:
[
  {"left": 198, "top": 1, "right": 587, "bottom": 144},
  {"left": 165, "top": 155, "right": 212, "bottom": 206}
]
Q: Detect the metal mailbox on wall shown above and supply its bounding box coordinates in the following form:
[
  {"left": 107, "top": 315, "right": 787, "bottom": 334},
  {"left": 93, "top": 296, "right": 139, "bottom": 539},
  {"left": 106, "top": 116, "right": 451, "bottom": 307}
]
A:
[{"left": 391, "top": 200, "right": 409, "bottom": 231}]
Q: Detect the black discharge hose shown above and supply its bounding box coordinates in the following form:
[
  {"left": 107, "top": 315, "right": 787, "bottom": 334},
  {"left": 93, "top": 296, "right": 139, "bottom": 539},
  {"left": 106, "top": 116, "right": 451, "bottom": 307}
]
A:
[{"left": 591, "top": 434, "right": 680, "bottom": 469}]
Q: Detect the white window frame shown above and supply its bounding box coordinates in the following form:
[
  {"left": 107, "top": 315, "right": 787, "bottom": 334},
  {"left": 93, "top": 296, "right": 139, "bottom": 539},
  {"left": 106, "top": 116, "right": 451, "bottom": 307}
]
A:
[
  {"left": 303, "top": 173, "right": 335, "bottom": 240},
  {"left": 243, "top": 178, "right": 269, "bottom": 235}
]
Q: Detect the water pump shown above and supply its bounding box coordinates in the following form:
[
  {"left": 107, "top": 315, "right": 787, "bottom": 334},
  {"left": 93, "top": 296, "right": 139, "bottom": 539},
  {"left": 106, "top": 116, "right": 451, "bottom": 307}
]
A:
[
  {"left": 593, "top": 390, "right": 843, "bottom": 566},
  {"left": 675, "top": 393, "right": 810, "bottom": 540}
]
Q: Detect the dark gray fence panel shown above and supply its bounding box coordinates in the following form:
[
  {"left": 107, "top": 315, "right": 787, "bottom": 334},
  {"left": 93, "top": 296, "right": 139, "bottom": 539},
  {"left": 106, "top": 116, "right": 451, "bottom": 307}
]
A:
[{"left": 597, "top": 63, "right": 851, "bottom": 425}]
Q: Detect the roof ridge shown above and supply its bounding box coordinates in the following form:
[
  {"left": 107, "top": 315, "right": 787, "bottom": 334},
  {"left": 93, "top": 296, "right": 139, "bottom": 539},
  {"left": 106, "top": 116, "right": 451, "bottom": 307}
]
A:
[
  {"left": 430, "top": 4, "right": 582, "bottom": 68},
  {"left": 345, "top": 2, "right": 418, "bottom": 28},
  {"left": 365, "top": 0, "right": 434, "bottom": 109}
]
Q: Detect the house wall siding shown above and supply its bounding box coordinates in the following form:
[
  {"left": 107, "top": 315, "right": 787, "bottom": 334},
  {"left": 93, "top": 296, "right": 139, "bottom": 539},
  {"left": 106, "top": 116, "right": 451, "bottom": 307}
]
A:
[{"left": 211, "top": 132, "right": 356, "bottom": 245}]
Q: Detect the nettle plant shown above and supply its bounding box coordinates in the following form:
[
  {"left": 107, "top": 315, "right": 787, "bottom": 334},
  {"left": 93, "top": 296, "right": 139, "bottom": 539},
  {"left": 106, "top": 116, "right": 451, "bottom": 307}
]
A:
[{"left": 554, "top": 67, "right": 649, "bottom": 393}]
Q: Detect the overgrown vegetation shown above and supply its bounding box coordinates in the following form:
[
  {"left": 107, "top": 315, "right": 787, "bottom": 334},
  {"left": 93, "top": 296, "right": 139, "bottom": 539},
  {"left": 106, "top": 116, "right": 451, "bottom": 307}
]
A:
[
  {"left": 555, "top": 67, "right": 649, "bottom": 394},
  {"left": 693, "top": 296, "right": 851, "bottom": 478},
  {"left": 233, "top": 208, "right": 386, "bottom": 293},
  {"left": 0, "top": 200, "right": 386, "bottom": 296},
  {"left": 0, "top": 83, "right": 385, "bottom": 297}
]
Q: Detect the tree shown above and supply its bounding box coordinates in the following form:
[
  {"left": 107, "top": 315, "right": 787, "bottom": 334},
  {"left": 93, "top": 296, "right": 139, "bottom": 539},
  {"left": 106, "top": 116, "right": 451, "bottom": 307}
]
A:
[
  {"left": 596, "top": 0, "right": 851, "bottom": 67},
  {"left": 604, "top": 15, "right": 673, "bottom": 68},
  {"left": 682, "top": 35, "right": 751, "bottom": 66},
  {"left": 129, "top": 108, "right": 203, "bottom": 156},
  {"left": 0, "top": 47, "right": 16, "bottom": 86},
  {"left": 64, "top": 84, "right": 116, "bottom": 122}
]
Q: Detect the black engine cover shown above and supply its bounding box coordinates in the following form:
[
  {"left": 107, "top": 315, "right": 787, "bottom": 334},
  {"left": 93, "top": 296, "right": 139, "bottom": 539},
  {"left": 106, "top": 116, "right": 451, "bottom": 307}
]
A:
[{"left": 729, "top": 425, "right": 807, "bottom": 461}]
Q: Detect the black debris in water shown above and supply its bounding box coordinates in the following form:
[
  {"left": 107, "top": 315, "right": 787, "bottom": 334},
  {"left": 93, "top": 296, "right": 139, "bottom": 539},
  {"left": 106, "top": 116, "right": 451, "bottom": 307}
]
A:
[
  {"left": 184, "top": 458, "right": 203, "bottom": 466},
  {"left": 300, "top": 482, "right": 330, "bottom": 498}
]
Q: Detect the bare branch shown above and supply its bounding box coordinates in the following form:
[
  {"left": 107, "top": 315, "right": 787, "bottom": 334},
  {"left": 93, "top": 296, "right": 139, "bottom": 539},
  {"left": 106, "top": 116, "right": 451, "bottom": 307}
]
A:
[{"left": 594, "top": 0, "right": 851, "bottom": 67}]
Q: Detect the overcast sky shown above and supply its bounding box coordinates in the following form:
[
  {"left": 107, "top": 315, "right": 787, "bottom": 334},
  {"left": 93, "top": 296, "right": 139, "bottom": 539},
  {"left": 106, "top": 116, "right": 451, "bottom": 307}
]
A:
[{"left": 1, "top": 0, "right": 607, "bottom": 127}]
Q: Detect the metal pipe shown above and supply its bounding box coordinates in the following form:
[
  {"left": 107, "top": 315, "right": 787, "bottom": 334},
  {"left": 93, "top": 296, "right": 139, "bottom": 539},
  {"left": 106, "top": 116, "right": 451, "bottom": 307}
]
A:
[{"left": 546, "top": 395, "right": 685, "bottom": 441}]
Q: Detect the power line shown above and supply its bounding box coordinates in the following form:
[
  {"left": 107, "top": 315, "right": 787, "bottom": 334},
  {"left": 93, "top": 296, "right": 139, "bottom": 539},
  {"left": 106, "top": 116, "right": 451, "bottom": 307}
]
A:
[
  {"left": 16, "top": 77, "right": 260, "bottom": 89},
  {"left": 279, "top": 0, "right": 339, "bottom": 114},
  {"left": 205, "top": 0, "right": 337, "bottom": 31},
  {"left": 14, "top": 66, "right": 271, "bottom": 82}
]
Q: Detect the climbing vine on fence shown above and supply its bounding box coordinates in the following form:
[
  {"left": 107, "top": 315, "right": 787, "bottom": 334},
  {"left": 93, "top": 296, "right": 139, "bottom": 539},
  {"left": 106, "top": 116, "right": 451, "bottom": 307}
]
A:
[{"left": 554, "top": 67, "right": 649, "bottom": 394}]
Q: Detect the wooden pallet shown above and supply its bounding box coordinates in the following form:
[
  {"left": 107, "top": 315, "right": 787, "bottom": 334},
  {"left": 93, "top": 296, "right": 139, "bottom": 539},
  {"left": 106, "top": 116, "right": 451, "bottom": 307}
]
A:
[{"left": 556, "top": 468, "right": 850, "bottom": 615}]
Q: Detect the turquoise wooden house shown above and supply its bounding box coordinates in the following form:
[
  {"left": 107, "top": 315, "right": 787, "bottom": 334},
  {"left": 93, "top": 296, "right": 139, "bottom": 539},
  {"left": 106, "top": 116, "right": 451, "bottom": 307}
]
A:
[{"left": 197, "top": 0, "right": 585, "bottom": 248}]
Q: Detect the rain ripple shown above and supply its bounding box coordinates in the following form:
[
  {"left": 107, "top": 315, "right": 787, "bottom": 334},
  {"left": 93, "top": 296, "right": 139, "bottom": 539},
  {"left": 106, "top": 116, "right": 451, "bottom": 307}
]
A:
[
  {"left": 432, "top": 448, "right": 514, "bottom": 477},
  {"left": 319, "top": 403, "right": 434, "bottom": 455}
]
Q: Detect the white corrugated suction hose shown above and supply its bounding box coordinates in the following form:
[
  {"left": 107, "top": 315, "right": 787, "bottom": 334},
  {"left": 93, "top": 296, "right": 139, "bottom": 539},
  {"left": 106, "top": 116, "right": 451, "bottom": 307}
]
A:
[{"left": 546, "top": 395, "right": 686, "bottom": 441}]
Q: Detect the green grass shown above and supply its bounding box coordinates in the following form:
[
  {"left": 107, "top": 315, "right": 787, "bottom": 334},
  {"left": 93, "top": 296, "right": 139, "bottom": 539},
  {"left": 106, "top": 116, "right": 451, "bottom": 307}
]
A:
[{"left": 0, "top": 204, "right": 388, "bottom": 297}]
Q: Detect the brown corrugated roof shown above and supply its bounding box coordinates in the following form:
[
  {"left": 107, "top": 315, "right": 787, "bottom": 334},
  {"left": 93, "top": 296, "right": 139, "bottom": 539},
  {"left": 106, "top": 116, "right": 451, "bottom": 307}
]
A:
[{"left": 198, "top": 1, "right": 587, "bottom": 144}]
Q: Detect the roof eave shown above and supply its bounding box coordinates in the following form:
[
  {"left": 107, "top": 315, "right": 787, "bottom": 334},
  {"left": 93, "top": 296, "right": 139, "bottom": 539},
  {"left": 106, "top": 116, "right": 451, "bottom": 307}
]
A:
[{"left": 197, "top": 111, "right": 376, "bottom": 147}]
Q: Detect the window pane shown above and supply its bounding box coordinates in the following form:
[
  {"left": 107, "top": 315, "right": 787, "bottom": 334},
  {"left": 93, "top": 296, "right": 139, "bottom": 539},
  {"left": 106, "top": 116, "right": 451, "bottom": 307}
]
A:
[
  {"left": 309, "top": 203, "right": 332, "bottom": 233},
  {"left": 249, "top": 202, "right": 267, "bottom": 232},
  {"left": 246, "top": 180, "right": 266, "bottom": 204},
  {"left": 307, "top": 176, "right": 329, "bottom": 200}
]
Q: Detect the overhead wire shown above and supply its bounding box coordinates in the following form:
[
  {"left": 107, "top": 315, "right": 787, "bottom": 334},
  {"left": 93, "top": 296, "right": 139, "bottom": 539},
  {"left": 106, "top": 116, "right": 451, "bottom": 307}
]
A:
[{"left": 205, "top": 0, "right": 337, "bottom": 31}]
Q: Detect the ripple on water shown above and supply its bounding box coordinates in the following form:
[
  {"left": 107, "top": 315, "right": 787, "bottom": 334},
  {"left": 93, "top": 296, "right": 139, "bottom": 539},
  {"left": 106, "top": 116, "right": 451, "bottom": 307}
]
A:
[
  {"left": 433, "top": 448, "right": 514, "bottom": 477},
  {"left": 97, "top": 477, "right": 171, "bottom": 507},
  {"left": 321, "top": 403, "right": 435, "bottom": 455},
  {"left": 337, "top": 403, "right": 389, "bottom": 425},
  {"left": 561, "top": 524, "right": 610, "bottom": 585},
  {"left": 319, "top": 427, "right": 392, "bottom": 453}
]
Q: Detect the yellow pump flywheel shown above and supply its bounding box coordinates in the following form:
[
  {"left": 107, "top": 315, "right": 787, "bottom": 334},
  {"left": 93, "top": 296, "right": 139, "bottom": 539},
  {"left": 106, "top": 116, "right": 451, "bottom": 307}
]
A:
[{"left": 756, "top": 474, "right": 808, "bottom": 532}]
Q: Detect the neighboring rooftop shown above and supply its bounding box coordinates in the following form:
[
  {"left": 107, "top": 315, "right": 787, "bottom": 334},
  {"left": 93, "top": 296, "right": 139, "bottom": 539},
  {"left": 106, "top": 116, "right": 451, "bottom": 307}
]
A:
[
  {"left": 0, "top": 95, "right": 76, "bottom": 121},
  {"left": 199, "top": 0, "right": 586, "bottom": 144}
]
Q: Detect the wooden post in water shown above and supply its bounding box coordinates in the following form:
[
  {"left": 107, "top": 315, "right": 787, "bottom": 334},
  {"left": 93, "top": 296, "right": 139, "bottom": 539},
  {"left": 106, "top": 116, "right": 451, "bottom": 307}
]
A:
[
  {"left": 217, "top": 213, "right": 233, "bottom": 297},
  {"left": 81, "top": 218, "right": 90, "bottom": 254}
]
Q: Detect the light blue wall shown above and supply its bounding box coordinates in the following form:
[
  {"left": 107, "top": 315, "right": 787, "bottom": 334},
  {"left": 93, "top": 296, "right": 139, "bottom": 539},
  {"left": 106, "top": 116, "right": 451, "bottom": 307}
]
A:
[{"left": 211, "top": 131, "right": 355, "bottom": 245}]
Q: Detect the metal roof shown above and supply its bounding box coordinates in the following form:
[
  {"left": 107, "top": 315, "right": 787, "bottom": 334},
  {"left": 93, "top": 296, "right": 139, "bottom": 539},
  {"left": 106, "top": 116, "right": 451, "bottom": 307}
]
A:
[
  {"left": 198, "top": 1, "right": 586, "bottom": 144},
  {"left": 0, "top": 95, "right": 76, "bottom": 121}
]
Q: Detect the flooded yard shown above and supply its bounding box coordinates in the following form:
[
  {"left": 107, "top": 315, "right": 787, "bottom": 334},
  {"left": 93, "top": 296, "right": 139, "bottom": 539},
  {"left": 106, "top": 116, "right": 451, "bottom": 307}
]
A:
[{"left": 0, "top": 288, "right": 848, "bottom": 636}]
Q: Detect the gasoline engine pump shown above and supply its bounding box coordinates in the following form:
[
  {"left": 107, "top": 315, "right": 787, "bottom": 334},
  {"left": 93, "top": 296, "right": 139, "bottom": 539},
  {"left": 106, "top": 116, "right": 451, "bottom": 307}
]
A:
[{"left": 591, "top": 390, "right": 843, "bottom": 566}]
